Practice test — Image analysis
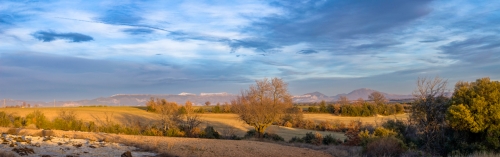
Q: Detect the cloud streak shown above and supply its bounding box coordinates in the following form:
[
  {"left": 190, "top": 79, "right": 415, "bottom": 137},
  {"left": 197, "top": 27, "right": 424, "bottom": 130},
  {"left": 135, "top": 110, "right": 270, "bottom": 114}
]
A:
[{"left": 31, "top": 30, "right": 93, "bottom": 42}]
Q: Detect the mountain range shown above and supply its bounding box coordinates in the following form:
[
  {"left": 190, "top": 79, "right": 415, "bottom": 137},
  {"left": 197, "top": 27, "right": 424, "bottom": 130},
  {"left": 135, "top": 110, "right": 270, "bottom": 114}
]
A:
[
  {"left": 291, "top": 88, "right": 414, "bottom": 103},
  {"left": 1, "top": 88, "right": 418, "bottom": 107}
]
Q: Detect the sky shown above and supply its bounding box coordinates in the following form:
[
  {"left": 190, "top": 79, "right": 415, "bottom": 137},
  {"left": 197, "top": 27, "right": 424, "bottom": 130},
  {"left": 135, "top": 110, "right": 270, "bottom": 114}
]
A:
[{"left": 1, "top": 0, "right": 500, "bottom": 101}]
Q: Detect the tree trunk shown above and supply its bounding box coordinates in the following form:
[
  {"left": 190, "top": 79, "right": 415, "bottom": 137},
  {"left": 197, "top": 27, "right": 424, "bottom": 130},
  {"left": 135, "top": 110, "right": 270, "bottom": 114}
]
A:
[{"left": 256, "top": 125, "right": 266, "bottom": 138}]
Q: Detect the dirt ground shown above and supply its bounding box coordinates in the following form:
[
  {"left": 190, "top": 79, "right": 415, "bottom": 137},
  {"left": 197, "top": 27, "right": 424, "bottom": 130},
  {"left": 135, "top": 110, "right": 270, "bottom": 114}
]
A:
[{"left": 0, "top": 127, "right": 333, "bottom": 157}]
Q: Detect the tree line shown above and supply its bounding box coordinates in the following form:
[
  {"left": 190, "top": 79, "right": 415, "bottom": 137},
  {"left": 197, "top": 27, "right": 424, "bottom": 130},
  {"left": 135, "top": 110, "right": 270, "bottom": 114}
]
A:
[{"left": 300, "top": 99, "right": 405, "bottom": 116}]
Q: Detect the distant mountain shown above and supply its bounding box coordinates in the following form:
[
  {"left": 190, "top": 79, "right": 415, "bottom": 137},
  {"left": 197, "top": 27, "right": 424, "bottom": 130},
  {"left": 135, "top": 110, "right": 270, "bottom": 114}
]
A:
[
  {"left": 333, "top": 88, "right": 413, "bottom": 101},
  {"left": 292, "top": 91, "right": 335, "bottom": 103},
  {"left": 0, "top": 88, "right": 439, "bottom": 107},
  {"left": 292, "top": 88, "right": 414, "bottom": 103},
  {"left": 1, "top": 93, "right": 237, "bottom": 107}
]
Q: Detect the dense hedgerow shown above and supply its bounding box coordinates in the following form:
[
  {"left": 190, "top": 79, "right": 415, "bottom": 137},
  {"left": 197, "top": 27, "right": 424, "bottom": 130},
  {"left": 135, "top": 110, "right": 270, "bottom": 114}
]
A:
[
  {"left": 303, "top": 102, "right": 405, "bottom": 117},
  {"left": 289, "top": 132, "right": 343, "bottom": 146}
]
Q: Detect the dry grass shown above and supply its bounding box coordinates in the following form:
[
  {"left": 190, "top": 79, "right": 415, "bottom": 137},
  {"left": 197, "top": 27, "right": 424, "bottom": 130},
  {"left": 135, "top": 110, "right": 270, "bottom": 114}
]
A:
[
  {"left": 0, "top": 127, "right": 333, "bottom": 157},
  {"left": 303, "top": 113, "right": 409, "bottom": 125},
  {"left": 1, "top": 107, "right": 408, "bottom": 141},
  {"left": 0, "top": 107, "right": 158, "bottom": 125},
  {"left": 1, "top": 107, "right": 347, "bottom": 141},
  {"left": 199, "top": 113, "right": 346, "bottom": 141}
]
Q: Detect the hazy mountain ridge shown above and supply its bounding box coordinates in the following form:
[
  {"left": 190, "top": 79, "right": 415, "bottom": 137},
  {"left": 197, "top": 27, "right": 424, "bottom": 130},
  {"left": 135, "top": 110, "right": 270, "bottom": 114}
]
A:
[
  {"left": 292, "top": 88, "right": 415, "bottom": 103},
  {"left": 2, "top": 89, "right": 421, "bottom": 107}
]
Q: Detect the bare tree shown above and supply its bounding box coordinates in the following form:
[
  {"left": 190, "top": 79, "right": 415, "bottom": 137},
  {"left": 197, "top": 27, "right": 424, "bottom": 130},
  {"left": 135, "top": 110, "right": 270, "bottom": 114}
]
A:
[
  {"left": 338, "top": 96, "right": 349, "bottom": 105},
  {"left": 178, "top": 100, "right": 202, "bottom": 137},
  {"left": 204, "top": 101, "right": 211, "bottom": 106},
  {"left": 232, "top": 77, "right": 292, "bottom": 137},
  {"left": 410, "top": 76, "right": 450, "bottom": 155},
  {"left": 155, "top": 99, "right": 180, "bottom": 131},
  {"left": 368, "top": 91, "right": 387, "bottom": 105}
]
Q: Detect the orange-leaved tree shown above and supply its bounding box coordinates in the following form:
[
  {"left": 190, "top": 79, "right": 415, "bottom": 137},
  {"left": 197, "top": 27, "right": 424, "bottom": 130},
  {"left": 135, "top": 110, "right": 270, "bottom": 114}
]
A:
[{"left": 232, "top": 77, "right": 292, "bottom": 138}]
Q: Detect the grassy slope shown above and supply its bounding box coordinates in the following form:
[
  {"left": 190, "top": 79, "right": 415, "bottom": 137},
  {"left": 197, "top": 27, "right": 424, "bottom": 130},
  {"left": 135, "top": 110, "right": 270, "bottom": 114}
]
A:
[
  {"left": 199, "top": 113, "right": 347, "bottom": 141},
  {"left": 303, "top": 113, "right": 409, "bottom": 125},
  {"left": 0, "top": 107, "right": 408, "bottom": 141}
]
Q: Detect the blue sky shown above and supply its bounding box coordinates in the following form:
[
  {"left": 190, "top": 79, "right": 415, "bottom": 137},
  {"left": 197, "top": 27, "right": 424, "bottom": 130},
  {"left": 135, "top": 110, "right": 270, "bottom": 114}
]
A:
[{"left": 1, "top": 0, "right": 499, "bottom": 101}]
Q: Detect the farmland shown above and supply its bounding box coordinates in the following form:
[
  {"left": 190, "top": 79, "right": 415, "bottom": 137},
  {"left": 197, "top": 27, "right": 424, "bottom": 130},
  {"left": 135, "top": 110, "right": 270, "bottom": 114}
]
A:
[{"left": 1, "top": 106, "right": 395, "bottom": 141}]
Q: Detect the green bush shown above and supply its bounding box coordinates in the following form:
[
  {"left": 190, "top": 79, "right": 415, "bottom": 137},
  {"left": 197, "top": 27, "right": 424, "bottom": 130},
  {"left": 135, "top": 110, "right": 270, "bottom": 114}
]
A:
[
  {"left": 263, "top": 133, "right": 284, "bottom": 141},
  {"left": 244, "top": 129, "right": 257, "bottom": 138},
  {"left": 289, "top": 136, "right": 304, "bottom": 143},
  {"left": 366, "top": 137, "right": 406, "bottom": 157},
  {"left": 12, "top": 116, "right": 25, "bottom": 128},
  {"left": 303, "top": 132, "right": 322, "bottom": 145},
  {"left": 203, "top": 126, "right": 220, "bottom": 139},
  {"left": 323, "top": 134, "right": 342, "bottom": 145},
  {"left": 165, "top": 127, "right": 185, "bottom": 137},
  {"left": 308, "top": 106, "right": 319, "bottom": 113},
  {"left": 25, "top": 110, "right": 51, "bottom": 129},
  {"left": 0, "top": 112, "right": 11, "bottom": 127}
]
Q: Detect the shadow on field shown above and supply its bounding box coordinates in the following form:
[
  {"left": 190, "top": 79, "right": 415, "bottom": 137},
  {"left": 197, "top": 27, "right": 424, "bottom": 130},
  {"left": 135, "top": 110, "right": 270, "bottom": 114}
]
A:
[
  {"left": 130, "top": 106, "right": 148, "bottom": 111},
  {"left": 116, "top": 113, "right": 156, "bottom": 126},
  {"left": 200, "top": 119, "right": 251, "bottom": 137}
]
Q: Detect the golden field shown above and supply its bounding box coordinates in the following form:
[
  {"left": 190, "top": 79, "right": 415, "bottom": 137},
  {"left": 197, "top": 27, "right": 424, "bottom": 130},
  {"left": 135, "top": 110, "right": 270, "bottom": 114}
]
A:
[{"left": 0, "top": 107, "right": 408, "bottom": 141}]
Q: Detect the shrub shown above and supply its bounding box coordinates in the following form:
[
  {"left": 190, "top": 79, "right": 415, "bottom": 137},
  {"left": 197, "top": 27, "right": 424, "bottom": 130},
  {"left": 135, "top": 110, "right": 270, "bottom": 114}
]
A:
[
  {"left": 289, "top": 136, "right": 304, "bottom": 143},
  {"left": 189, "top": 127, "right": 203, "bottom": 138},
  {"left": 382, "top": 119, "right": 406, "bottom": 134},
  {"left": 203, "top": 126, "right": 220, "bottom": 139},
  {"left": 143, "top": 127, "right": 163, "bottom": 136},
  {"left": 323, "top": 134, "right": 342, "bottom": 145},
  {"left": 165, "top": 127, "right": 185, "bottom": 137},
  {"left": 303, "top": 132, "right": 316, "bottom": 143},
  {"left": 303, "top": 119, "right": 316, "bottom": 130},
  {"left": 263, "top": 133, "right": 284, "bottom": 141},
  {"left": 284, "top": 121, "right": 293, "bottom": 128},
  {"left": 313, "top": 132, "right": 323, "bottom": 145},
  {"left": 0, "top": 112, "right": 11, "bottom": 127},
  {"left": 318, "top": 120, "right": 333, "bottom": 131},
  {"left": 344, "top": 121, "right": 362, "bottom": 146},
  {"left": 195, "top": 108, "right": 205, "bottom": 113},
  {"left": 12, "top": 116, "right": 25, "bottom": 128},
  {"left": 366, "top": 137, "right": 406, "bottom": 157},
  {"left": 303, "top": 132, "right": 322, "bottom": 145},
  {"left": 228, "top": 135, "right": 242, "bottom": 140},
  {"left": 25, "top": 110, "right": 50, "bottom": 129},
  {"left": 373, "top": 127, "right": 397, "bottom": 137},
  {"left": 244, "top": 129, "right": 257, "bottom": 138},
  {"left": 308, "top": 106, "right": 319, "bottom": 113}
]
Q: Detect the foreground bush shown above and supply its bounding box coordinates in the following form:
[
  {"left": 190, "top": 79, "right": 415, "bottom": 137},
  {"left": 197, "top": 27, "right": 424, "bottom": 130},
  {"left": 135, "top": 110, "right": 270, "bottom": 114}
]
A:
[
  {"left": 365, "top": 137, "right": 406, "bottom": 157},
  {"left": 289, "top": 132, "right": 342, "bottom": 146},
  {"left": 263, "top": 132, "right": 284, "bottom": 141},
  {"left": 203, "top": 126, "right": 220, "bottom": 139},
  {"left": 323, "top": 134, "right": 343, "bottom": 145}
]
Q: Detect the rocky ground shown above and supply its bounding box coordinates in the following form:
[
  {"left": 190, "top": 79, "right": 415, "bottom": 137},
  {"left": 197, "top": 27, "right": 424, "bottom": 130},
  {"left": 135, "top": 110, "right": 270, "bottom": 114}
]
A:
[
  {"left": 0, "top": 134, "right": 156, "bottom": 157},
  {"left": 0, "top": 128, "right": 336, "bottom": 157}
]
